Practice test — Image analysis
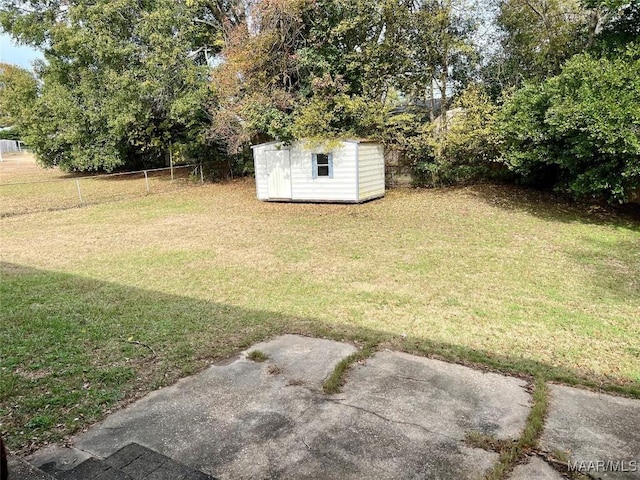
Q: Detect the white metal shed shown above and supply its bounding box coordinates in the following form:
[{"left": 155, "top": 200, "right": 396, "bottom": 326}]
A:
[{"left": 252, "top": 139, "right": 385, "bottom": 203}]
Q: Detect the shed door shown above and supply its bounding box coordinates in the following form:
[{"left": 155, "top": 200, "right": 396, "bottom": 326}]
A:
[{"left": 266, "top": 149, "right": 292, "bottom": 199}]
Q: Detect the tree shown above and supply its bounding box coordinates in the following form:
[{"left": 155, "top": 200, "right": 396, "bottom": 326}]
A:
[
  {"left": 0, "top": 63, "right": 38, "bottom": 129},
  {"left": 485, "top": 0, "right": 639, "bottom": 91},
  {"left": 492, "top": 0, "right": 640, "bottom": 203},
  {"left": 491, "top": 0, "right": 589, "bottom": 88},
  {"left": 497, "top": 45, "right": 640, "bottom": 203},
  {"left": 0, "top": 0, "right": 222, "bottom": 172},
  {"left": 424, "top": 1, "right": 477, "bottom": 123},
  {"left": 210, "top": 0, "right": 311, "bottom": 152},
  {"left": 210, "top": 0, "right": 407, "bottom": 151},
  {"left": 291, "top": 0, "right": 409, "bottom": 141},
  {"left": 211, "top": 0, "right": 480, "bottom": 153},
  {"left": 581, "top": 0, "right": 640, "bottom": 52}
]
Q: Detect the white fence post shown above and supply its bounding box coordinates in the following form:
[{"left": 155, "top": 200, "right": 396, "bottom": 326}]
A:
[
  {"left": 76, "top": 179, "right": 83, "bottom": 205},
  {"left": 169, "top": 142, "right": 174, "bottom": 181},
  {"left": 144, "top": 170, "right": 150, "bottom": 193}
]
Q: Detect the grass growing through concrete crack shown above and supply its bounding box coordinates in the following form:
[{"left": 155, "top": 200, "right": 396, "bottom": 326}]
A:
[
  {"left": 465, "top": 432, "right": 514, "bottom": 453},
  {"left": 475, "top": 378, "right": 550, "bottom": 480},
  {"left": 323, "top": 344, "right": 377, "bottom": 394},
  {"left": 247, "top": 350, "right": 268, "bottom": 362}
]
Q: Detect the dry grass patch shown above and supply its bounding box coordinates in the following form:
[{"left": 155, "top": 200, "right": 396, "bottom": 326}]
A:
[{"left": 0, "top": 153, "right": 200, "bottom": 217}]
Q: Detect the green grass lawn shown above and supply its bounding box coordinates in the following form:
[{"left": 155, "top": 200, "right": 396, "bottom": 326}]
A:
[{"left": 1, "top": 174, "right": 639, "bottom": 453}]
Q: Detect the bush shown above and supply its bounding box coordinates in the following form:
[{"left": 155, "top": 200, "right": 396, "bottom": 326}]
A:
[
  {"left": 498, "top": 44, "right": 640, "bottom": 203},
  {"left": 410, "top": 86, "right": 507, "bottom": 187},
  {"left": 0, "top": 126, "right": 22, "bottom": 141}
]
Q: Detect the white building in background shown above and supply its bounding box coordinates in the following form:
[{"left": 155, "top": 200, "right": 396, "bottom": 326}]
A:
[
  {"left": 252, "top": 139, "right": 385, "bottom": 203},
  {"left": 0, "top": 139, "right": 22, "bottom": 154}
]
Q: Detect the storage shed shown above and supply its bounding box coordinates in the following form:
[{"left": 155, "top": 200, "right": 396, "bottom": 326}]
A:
[{"left": 252, "top": 139, "right": 385, "bottom": 203}]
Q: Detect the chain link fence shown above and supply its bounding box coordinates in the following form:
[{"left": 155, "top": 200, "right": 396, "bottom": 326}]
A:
[{"left": 0, "top": 161, "right": 215, "bottom": 217}]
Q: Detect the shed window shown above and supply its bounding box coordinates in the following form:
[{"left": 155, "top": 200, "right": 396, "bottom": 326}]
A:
[{"left": 312, "top": 153, "right": 333, "bottom": 179}]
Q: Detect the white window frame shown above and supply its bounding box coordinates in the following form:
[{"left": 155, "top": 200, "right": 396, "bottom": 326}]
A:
[{"left": 312, "top": 153, "right": 333, "bottom": 179}]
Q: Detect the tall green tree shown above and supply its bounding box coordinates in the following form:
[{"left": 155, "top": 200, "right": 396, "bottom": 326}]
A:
[
  {"left": 0, "top": 63, "right": 38, "bottom": 129},
  {"left": 211, "top": 0, "right": 479, "bottom": 151},
  {"left": 492, "top": 0, "right": 640, "bottom": 202},
  {"left": 492, "top": 0, "right": 588, "bottom": 87},
  {"left": 210, "top": 0, "right": 389, "bottom": 151},
  {"left": 1, "top": 0, "right": 222, "bottom": 171},
  {"left": 582, "top": 0, "right": 640, "bottom": 52},
  {"left": 291, "top": 0, "right": 415, "bottom": 140},
  {"left": 486, "top": 0, "right": 638, "bottom": 90}
]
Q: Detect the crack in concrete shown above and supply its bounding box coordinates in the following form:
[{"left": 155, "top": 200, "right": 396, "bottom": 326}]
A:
[
  {"left": 394, "top": 375, "right": 434, "bottom": 384},
  {"left": 531, "top": 449, "right": 598, "bottom": 480},
  {"left": 67, "top": 444, "right": 103, "bottom": 460},
  {"left": 292, "top": 402, "right": 316, "bottom": 423},
  {"left": 324, "top": 398, "right": 461, "bottom": 444}
]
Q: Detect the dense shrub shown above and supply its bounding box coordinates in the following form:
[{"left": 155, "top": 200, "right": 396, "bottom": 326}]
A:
[
  {"left": 498, "top": 45, "right": 640, "bottom": 203},
  {"left": 410, "top": 86, "right": 508, "bottom": 187},
  {"left": 0, "top": 126, "right": 22, "bottom": 141}
]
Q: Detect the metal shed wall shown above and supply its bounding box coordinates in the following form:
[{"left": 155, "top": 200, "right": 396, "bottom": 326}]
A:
[
  {"left": 289, "top": 141, "right": 358, "bottom": 202},
  {"left": 253, "top": 140, "right": 384, "bottom": 203},
  {"left": 357, "top": 142, "right": 385, "bottom": 201},
  {"left": 252, "top": 142, "right": 274, "bottom": 200}
]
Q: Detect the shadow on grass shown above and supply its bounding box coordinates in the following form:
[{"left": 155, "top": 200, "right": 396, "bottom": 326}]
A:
[
  {"left": 464, "top": 184, "right": 640, "bottom": 230},
  {"left": 459, "top": 184, "right": 640, "bottom": 300},
  {"left": 1, "top": 261, "right": 638, "bottom": 454},
  {"left": 563, "top": 236, "right": 640, "bottom": 300}
]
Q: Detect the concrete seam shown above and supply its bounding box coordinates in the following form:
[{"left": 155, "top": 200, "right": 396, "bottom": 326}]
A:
[{"left": 324, "top": 398, "right": 461, "bottom": 444}]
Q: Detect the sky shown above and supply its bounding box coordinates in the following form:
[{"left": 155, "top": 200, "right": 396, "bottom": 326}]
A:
[{"left": 0, "top": 32, "right": 44, "bottom": 70}]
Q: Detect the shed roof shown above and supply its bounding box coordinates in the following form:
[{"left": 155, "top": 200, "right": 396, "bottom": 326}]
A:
[{"left": 251, "top": 138, "right": 381, "bottom": 149}]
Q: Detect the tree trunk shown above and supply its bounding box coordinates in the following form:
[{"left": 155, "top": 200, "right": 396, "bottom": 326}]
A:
[
  {"left": 587, "top": 8, "right": 604, "bottom": 49},
  {"left": 427, "top": 81, "right": 435, "bottom": 123},
  {"left": 439, "top": 69, "right": 448, "bottom": 132}
]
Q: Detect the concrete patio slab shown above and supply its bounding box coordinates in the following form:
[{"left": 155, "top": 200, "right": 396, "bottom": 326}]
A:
[
  {"left": 272, "top": 349, "right": 532, "bottom": 479},
  {"left": 28, "top": 336, "right": 535, "bottom": 479},
  {"left": 508, "top": 457, "right": 564, "bottom": 480},
  {"left": 539, "top": 384, "right": 640, "bottom": 480},
  {"left": 339, "top": 351, "right": 531, "bottom": 441},
  {"left": 27, "top": 446, "right": 91, "bottom": 472}
]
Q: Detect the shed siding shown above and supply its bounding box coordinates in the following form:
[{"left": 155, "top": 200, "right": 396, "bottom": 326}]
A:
[
  {"left": 253, "top": 139, "right": 384, "bottom": 202},
  {"left": 253, "top": 144, "right": 270, "bottom": 200},
  {"left": 289, "top": 141, "right": 358, "bottom": 202},
  {"left": 358, "top": 143, "right": 385, "bottom": 201}
]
